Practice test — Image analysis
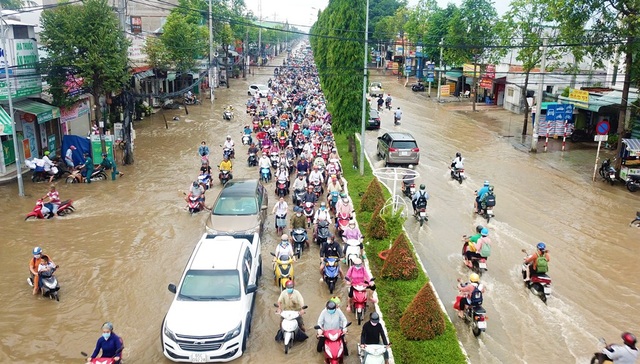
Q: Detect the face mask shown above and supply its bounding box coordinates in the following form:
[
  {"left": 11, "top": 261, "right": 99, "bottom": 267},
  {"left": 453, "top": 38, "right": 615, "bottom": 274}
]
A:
[
  {"left": 34, "top": 254, "right": 41, "bottom": 259},
  {"left": 354, "top": 264, "right": 362, "bottom": 269},
  {"left": 281, "top": 241, "right": 288, "bottom": 246},
  {"left": 371, "top": 322, "right": 378, "bottom": 326},
  {"left": 296, "top": 213, "right": 302, "bottom": 217},
  {"left": 327, "top": 309, "right": 336, "bottom": 314},
  {"left": 321, "top": 207, "right": 326, "bottom": 210},
  {"left": 102, "top": 333, "right": 111, "bottom": 340},
  {"left": 286, "top": 288, "right": 294, "bottom": 294}
]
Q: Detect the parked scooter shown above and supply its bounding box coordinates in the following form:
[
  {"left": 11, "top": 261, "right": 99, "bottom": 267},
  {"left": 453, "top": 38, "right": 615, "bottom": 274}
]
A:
[
  {"left": 323, "top": 257, "right": 341, "bottom": 294},
  {"left": 450, "top": 167, "right": 466, "bottom": 184},
  {"left": 291, "top": 228, "right": 307, "bottom": 259},
  {"left": 626, "top": 175, "right": 640, "bottom": 192},
  {"left": 27, "top": 266, "right": 60, "bottom": 301},
  {"left": 411, "top": 82, "right": 425, "bottom": 92},
  {"left": 271, "top": 252, "right": 295, "bottom": 291},
  {"left": 25, "top": 199, "right": 75, "bottom": 220},
  {"left": 347, "top": 277, "right": 375, "bottom": 325},
  {"left": 274, "top": 303, "right": 308, "bottom": 354},
  {"left": 314, "top": 322, "right": 352, "bottom": 364},
  {"left": 598, "top": 158, "right": 616, "bottom": 185},
  {"left": 521, "top": 249, "right": 552, "bottom": 303}
]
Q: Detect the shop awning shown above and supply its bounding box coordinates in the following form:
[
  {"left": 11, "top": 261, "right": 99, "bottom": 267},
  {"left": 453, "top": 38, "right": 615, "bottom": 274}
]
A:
[
  {"left": 167, "top": 72, "right": 177, "bottom": 82},
  {"left": 13, "top": 100, "right": 61, "bottom": 124},
  {"left": 622, "top": 138, "right": 640, "bottom": 153},
  {"left": 0, "top": 107, "right": 12, "bottom": 135}
]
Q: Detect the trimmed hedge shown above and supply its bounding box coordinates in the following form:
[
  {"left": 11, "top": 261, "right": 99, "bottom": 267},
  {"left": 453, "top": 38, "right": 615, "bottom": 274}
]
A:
[
  {"left": 360, "top": 177, "right": 386, "bottom": 212},
  {"left": 400, "top": 282, "right": 447, "bottom": 340},
  {"left": 367, "top": 203, "right": 389, "bottom": 239},
  {"left": 380, "top": 233, "right": 419, "bottom": 280}
]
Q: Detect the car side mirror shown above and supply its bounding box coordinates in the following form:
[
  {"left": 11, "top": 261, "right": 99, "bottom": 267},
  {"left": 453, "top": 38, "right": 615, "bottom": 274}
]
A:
[
  {"left": 377, "top": 136, "right": 382, "bottom": 140},
  {"left": 168, "top": 283, "right": 176, "bottom": 294},
  {"left": 246, "top": 284, "right": 257, "bottom": 294}
]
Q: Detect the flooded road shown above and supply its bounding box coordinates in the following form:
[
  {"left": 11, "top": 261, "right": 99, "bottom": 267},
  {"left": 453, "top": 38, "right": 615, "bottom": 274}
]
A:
[
  {"left": 0, "top": 59, "right": 365, "bottom": 363},
  {"left": 363, "top": 75, "right": 640, "bottom": 363}
]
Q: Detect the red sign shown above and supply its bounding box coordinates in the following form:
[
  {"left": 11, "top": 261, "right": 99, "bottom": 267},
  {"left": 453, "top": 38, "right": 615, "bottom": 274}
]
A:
[
  {"left": 596, "top": 120, "right": 610, "bottom": 135},
  {"left": 484, "top": 64, "right": 496, "bottom": 79},
  {"left": 479, "top": 77, "right": 493, "bottom": 89},
  {"left": 130, "top": 16, "right": 142, "bottom": 34}
]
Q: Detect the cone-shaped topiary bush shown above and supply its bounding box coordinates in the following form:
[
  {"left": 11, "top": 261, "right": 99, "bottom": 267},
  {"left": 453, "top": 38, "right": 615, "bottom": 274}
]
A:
[
  {"left": 366, "top": 204, "right": 389, "bottom": 239},
  {"left": 400, "top": 282, "right": 446, "bottom": 340},
  {"left": 380, "top": 233, "right": 419, "bottom": 280},
  {"left": 360, "top": 178, "right": 385, "bottom": 212}
]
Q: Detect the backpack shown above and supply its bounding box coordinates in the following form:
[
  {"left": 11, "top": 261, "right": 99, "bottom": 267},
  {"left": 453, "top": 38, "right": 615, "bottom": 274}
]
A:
[
  {"left": 416, "top": 192, "right": 428, "bottom": 206},
  {"left": 469, "top": 284, "right": 484, "bottom": 306},
  {"left": 479, "top": 240, "right": 491, "bottom": 258},
  {"left": 536, "top": 252, "right": 549, "bottom": 273},
  {"left": 485, "top": 193, "right": 496, "bottom": 207}
]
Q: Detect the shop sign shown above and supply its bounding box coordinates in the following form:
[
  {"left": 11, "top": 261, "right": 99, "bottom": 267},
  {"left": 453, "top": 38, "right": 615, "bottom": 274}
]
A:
[{"left": 0, "top": 75, "right": 42, "bottom": 100}]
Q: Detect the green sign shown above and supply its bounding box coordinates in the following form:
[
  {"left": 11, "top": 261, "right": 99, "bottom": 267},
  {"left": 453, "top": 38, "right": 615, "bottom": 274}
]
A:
[
  {"left": 0, "top": 75, "right": 43, "bottom": 101},
  {"left": 47, "top": 135, "right": 56, "bottom": 157},
  {"left": 90, "top": 135, "right": 114, "bottom": 164},
  {"left": 2, "top": 136, "right": 15, "bottom": 166}
]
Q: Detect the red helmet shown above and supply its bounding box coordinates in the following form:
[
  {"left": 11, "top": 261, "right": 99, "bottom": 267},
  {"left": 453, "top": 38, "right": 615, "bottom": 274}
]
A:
[{"left": 622, "top": 332, "right": 637, "bottom": 347}]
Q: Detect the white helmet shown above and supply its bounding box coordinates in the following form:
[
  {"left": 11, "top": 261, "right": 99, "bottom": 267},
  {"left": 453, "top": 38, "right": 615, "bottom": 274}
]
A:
[{"left": 408, "top": 164, "right": 414, "bottom": 170}]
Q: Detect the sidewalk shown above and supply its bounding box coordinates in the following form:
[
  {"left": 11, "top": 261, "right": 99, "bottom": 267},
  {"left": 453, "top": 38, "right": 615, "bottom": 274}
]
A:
[{"left": 0, "top": 163, "right": 30, "bottom": 185}]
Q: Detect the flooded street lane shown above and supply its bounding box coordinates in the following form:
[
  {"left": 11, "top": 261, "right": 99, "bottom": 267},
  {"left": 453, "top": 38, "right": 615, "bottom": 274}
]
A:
[{"left": 363, "top": 75, "right": 640, "bottom": 363}]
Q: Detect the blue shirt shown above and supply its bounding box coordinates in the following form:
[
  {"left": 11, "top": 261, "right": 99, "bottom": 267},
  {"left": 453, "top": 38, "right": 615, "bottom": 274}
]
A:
[
  {"left": 91, "top": 332, "right": 123, "bottom": 359},
  {"left": 477, "top": 186, "right": 489, "bottom": 198}
]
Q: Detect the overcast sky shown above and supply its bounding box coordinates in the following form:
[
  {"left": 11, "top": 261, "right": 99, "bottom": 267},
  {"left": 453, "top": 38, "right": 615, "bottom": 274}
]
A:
[{"left": 243, "top": 0, "right": 510, "bottom": 29}]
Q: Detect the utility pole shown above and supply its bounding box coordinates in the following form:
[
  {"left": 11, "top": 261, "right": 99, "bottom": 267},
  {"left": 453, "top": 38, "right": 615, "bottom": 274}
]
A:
[
  {"left": 531, "top": 38, "right": 548, "bottom": 153},
  {"left": 243, "top": 29, "right": 247, "bottom": 79},
  {"left": 208, "top": 0, "right": 214, "bottom": 102},
  {"left": 472, "top": 54, "right": 477, "bottom": 112},
  {"left": 0, "top": 7, "right": 24, "bottom": 196},
  {"left": 359, "top": 0, "right": 369, "bottom": 176},
  {"left": 258, "top": 0, "right": 262, "bottom": 67},
  {"left": 436, "top": 38, "right": 443, "bottom": 101}
]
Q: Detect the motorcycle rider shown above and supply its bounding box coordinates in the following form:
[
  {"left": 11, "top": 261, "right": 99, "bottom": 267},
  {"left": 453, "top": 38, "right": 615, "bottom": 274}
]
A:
[
  {"left": 402, "top": 165, "right": 417, "bottom": 195},
  {"left": 242, "top": 126, "right": 252, "bottom": 145},
  {"left": 42, "top": 184, "right": 61, "bottom": 215},
  {"left": 411, "top": 184, "right": 429, "bottom": 215},
  {"left": 219, "top": 155, "right": 233, "bottom": 180},
  {"left": 479, "top": 185, "right": 495, "bottom": 211},
  {"left": 64, "top": 145, "right": 76, "bottom": 168},
  {"left": 360, "top": 312, "right": 390, "bottom": 364},
  {"left": 385, "top": 94, "right": 392, "bottom": 109},
  {"left": 248, "top": 143, "right": 259, "bottom": 156},
  {"left": 393, "top": 107, "right": 402, "bottom": 124},
  {"left": 316, "top": 300, "right": 349, "bottom": 356},
  {"left": 345, "top": 257, "right": 375, "bottom": 311},
  {"left": 456, "top": 273, "right": 485, "bottom": 318},
  {"left": 187, "top": 181, "right": 206, "bottom": 211},
  {"left": 87, "top": 322, "right": 123, "bottom": 363},
  {"left": 198, "top": 141, "right": 210, "bottom": 159},
  {"left": 335, "top": 193, "right": 354, "bottom": 217},
  {"left": 292, "top": 174, "right": 308, "bottom": 203},
  {"left": 475, "top": 181, "right": 490, "bottom": 213},
  {"left": 296, "top": 154, "right": 310, "bottom": 176},
  {"left": 465, "top": 227, "right": 490, "bottom": 262},
  {"left": 319, "top": 237, "right": 344, "bottom": 280},
  {"left": 308, "top": 165, "right": 324, "bottom": 187},
  {"left": 274, "top": 234, "right": 295, "bottom": 261},
  {"left": 342, "top": 220, "right": 365, "bottom": 259},
  {"left": 29, "top": 247, "right": 54, "bottom": 295},
  {"left": 258, "top": 153, "right": 272, "bottom": 178},
  {"left": 223, "top": 135, "right": 235, "bottom": 158},
  {"left": 275, "top": 164, "right": 290, "bottom": 191},
  {"left": 593, "top": 332, "right": 638, "bottom": 364},
  {"left": 451, "top": 152, "right": 464, "bottom": 170},
  {"left": 276, "top": 280, "right": 308, "bottom": 337},
  {"left": 37, "top": 254, "right": 56, "bottom": 277},
  {"left": 376, "top": 95, "right": 384, "bottom": 111},
  {"left": 523, "top": 242, "right": 550, "bottom": 282},
  {"left": 78, "top": 152, "right": 94, "bottom": 183},
  {"left": 302, "top": 185, "right": 318, "bottom": 205},
  {"left": 42, "top": 151, "right": 56, "bottom": 182},
  {"left": 290, "top": 207, "right": 309, "bottom": 248},
  {"left": 314, "top": 202, "right": 332, "bottom": 225},
  {"left": 326, "top": 175, "right": 343, "bottom": 199}
]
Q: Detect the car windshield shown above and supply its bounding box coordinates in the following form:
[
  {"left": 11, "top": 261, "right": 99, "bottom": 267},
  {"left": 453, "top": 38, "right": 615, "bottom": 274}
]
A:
[
  {"left": 392, "top": 141, "right": 417, "bottom": 149},
  {"left": 212, "top": 196, "right": 258, "bottom": 215},
  {"left": 371, "top": 82, "right": 382, "bottom": 88},
  {"left": 178, "top": 270, "right": 240, "bottom": 301},
  {"left": 370, "top": 109, "right": 380, "bottom": 118}
]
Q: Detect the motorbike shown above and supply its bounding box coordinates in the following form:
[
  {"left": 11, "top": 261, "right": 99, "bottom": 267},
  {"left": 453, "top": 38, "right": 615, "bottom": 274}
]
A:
[
  {"left": 347, "top": 277, "right": 375, "bottom": 325},
  {"left": 329, "top": 191, "right": 340, "bottom": 214},
  {"left": 344, "top": 239, "right": 361, "bottom": 266},
  {"left": 385, "top": 100, "right": 391, "bottom": 110},
  {"left": 291, "top": 228, "right": 307, "bottom": 259},
  {"left": 65, "top": 167, "right": 108, "bottom": 184},
  {"left": 271, "top": 252, "right": 294, "bottom": 291},
  {"left": 336, "top": 212, "right": 351, "bottom": 234},
  {"left": 261, "top": 167, "right": 272, "bottom": 183},
  {"left": 626, "top": 174, "right": 640, "bottom": 192},
  {"left": 270, "top": 152, "right": 280, "bottom": 168},
  {"left": 222, "top": 147, "right": 235, "bottom": 160},
  {"left": 252, "top": 120, "right": 260, "bottom": 133},
  {"left": 197, "top": 173, "right": 212, "bottom": 190},
  {"left": 30, "top": 160, "right": 71, "bottom": 183},
  {"left": 293, "top": 188, "right": 305, "bottom": 206},
  {"left": 311, "top": 180, "right": 323, "bottom": 197},
  {"left": 314, "top": 322, "right": 352, "bottom": 364},
  {"left": 276, "top": 178, "right": 289, "bottom": 197},
  {"left": 316, "top": 219, "right": 331, "bottom": 245},
  {"left": 184, "top": 95, "right": 199, "bottom": 105},
  {"left": 242, "top": 134, "right": 251, "bottom": 145},
  {"left": 248, "top": 153, "right": 258, "bottom": 167},
  {"left": 414, "top": 200, "right": 428, "bottom": 227},
  {"left": 402, "top": 182, "right": 415, "bottom": 198},
  {"left": 27, "top": 266, "right": 60, "bottom": 301},
  {"left": 186, "top": 194, "right": 203, "bottom": 215},
  {"left": 476, "top": 192, "right": 496, "bottom": 223},
  {"left": 278, "top": 136, "right": 288, "bottom": 150},
  {"left": 450, "top": 167, "right": 465, "bottom": 184},
  {"left": 357, "top": 344, "right": 389, "bottom": 364},
  {"left": 462, "top": 304, "right": 487, "bottom": 337},
  {"left": 218, "top": 170, "right": 232, "bottom": 185},
  {"left": 274, "top": 304, "right": 308, "bottom": 354},
  {"left": 411, "top": 82, "right": 426, "bottom": 92},
  {"left": 598, "top": 159, "right": 616, "bottom": 185},
  {"left": 462, "top": 244, "right": 487, "bottom": 276},
  {"left": 323, "top": 256, "right": 341, "bottom": 294},
  {"left": 303, "top": 202, "right": 315, "bottom": 227},
  {"left": 393, "top": 114, "right": 401, "bottom": 126},
  {"left": 25, "top": 199, "right": 75, "bottom": 220},
  {"left": 521, "top": 250, "right": 552, "bottom": 303},
  {"left": 223, "top": 108, "right": 234, "bottom": 120},
  {"left": 589, "top": 338, "right": 617, "bottom": 364}
]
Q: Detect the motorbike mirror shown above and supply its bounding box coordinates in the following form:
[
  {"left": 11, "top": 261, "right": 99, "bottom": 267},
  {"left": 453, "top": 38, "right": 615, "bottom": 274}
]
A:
[
  {"left": 521, "top": 249, "right": 528, "bottom": 253},
  {"left": 369, "top": 277, "right": 375, "bottom": 282},
  {"left": 313, "top": 325, "right": 321, "bottom": 330},
  {"left": 270, "top": 252, "right": 276, "bottom": 257},
  {"left": 346, "top": 322, "right": 352, "bottom": 328},
  {"left": 273, "top": 303, "right": 279, "bottom": 308},
  {"left": 168, "top": 283, "right": 177, "bottom": 294},
  {"left": 301, "top": 305, "right": 308, "bottom": 309},
  {"left": 261, "top": 205, "right": 268, "bottom": 210}
]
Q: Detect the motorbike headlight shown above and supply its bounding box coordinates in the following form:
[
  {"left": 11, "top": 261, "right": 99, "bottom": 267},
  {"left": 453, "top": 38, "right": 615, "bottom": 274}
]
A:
[
  {"left": 224, "top": 322, "right": 242, "bottom": 341},
  {"left": 164, "top": 325, "right": 177, "bottom": 342}
]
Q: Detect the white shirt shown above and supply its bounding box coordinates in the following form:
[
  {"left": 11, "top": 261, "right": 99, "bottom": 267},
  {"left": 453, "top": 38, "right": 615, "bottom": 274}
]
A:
[
  {"left": 453, "top": 157, "right": 464, "bottom": 169},
  {"left": 275, "top": 243, "right": 294, "bottom": 259},
  {"left": 224, "top": 140, "right": 235, "bottom": 149},
  {"left": 42, "top": 156, "right": 53, "bottom": 171},
  {"left": 602, "top": 345, "right": 638, "bottom": 364},
  {"left": 308, "top": 170, "right": 323, "bottom": 184},
  {"left": 394, "top": 109, "right": 403, "bottom": 119},
  {"left": 314, "top": 208, "right": 331, "bottom": 223},
  {"left": 259, "top": 157, "right": 271, "bottom": 169}
]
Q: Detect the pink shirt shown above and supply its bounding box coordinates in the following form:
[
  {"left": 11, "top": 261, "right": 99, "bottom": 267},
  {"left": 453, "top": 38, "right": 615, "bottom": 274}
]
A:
[
  {"left": 346, "top": 266, "right": 371, "bottom": 285},
  {"left": 47, "top": 191, "right": 60, "bottom": 204}
]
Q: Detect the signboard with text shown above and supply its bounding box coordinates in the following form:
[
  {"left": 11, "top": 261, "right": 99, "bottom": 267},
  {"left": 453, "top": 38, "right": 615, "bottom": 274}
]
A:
[
  {"left": 569, "top": 88, "right": 589, "bottom": 103},
  {"left": 426, "top": 63, "right": 435, "bottom": 82},
  {"left": 440, "top": 85, "right": 450, "bottom": 97},
  {"left": 546, "top": 103, "right": 574, "bottom": 121},
  {"left": 463, "top": 63, "right": 480, "bottom": 77}
]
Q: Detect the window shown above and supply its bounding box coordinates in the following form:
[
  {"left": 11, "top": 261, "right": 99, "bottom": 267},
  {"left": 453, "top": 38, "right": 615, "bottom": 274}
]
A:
[
  {"left": 242, "top": 248, "right": 252, "bottom": 287},
  {"left": 178, "top": 270, "right": 240, "bottom": 300},
  {"left": 392, "top": 141, "right": 418, "bottom": 149},
  {"left": 507, "top": 88, "right": 514, "bottom": 97}
]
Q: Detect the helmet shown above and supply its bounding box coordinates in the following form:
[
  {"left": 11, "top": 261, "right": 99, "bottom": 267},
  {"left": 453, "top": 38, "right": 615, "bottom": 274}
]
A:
[
  {"left": 326, "top": 300, "right": 337, "bottom": 310},
  {"left": 281, "top": 234, "right": 289, "bottom": 241},
  {"left": 329, "top": 296, "right": 341, "bottom": 306},
  {"left": 102, "top": 322, "right": 114, "bottom": 331},
  {"left": 102, "top": 153, "right": 107, "bottom": 157},
  {"left": 44, "top": 151, "right": 50, "bottom": 156},
  {"left": 469, "top": 273, "right": 480, "bottom": 283},
  {"left": 285, "top": 280, "right": 294, "bottom": 289},
  {"left": 420, "top": 184, "right": 426, "bottom": 190},
  {"left": 370, "top": 312, "right": 380, "bottom": 323},
  {"left": 349, "top": 220, "right": 356, "bottom": 227},
  {"left": 537, "top": 242, "right": 546, "bottom": 251},
  {"left": 456, "top": 152, "right": 461, "bottom": 157},
  {"left": 622, "top": 332, "right": 637, "bottom": 347},
  {"left": 476, "top": 225, "right": 484, "bottom": 234},
  {"left": 351, "top": 257, "right": 362, "bottom": 265},
  {"left": 484, "top": 180, "right": 490, "bottom": 186},
  {"left": 192, "top": 181, "right": 199, "bottom": 187},
  {"left": 408, "top": 164, "right": 414, "bottom": 170},
  {"left": 488, "top": 186, "right": 494, "bottom": 192},
  {"left": 340, "top": 192, "right": 347, "bottom": 198},
  {"left": 226, "top": 135, "right": 231, "bottom": 139},
  {"left": 33, "top": 247, "right": 42, "bottom": 255},
  {"left": 320, "top": 202, "right": 326, "bottom": 207},
  {"left": 481, "top": 228, "right": 489, "bottom": 236}
]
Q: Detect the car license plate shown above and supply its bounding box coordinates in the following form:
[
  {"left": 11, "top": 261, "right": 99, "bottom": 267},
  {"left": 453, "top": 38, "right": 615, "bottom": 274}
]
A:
[
  {"left": 400, "top": 151, "right": 409, "bottom": 156},
  {"left": 478, "top": 262, "right": 487, "bottom": 269},
  {"left": 419, "top": 211, "right": 426, "bottom": 217},
  {"left": 477, "top": 321, "right": 487, "bottom": 329},
  {"left": 190, "top": 353, "right": 207, "bottom": 363}
]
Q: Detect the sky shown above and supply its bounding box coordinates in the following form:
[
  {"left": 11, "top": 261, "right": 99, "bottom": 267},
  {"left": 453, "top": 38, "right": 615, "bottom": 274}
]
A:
[{"left": 243, "top": 0, "right": 510, "bottom": 29}]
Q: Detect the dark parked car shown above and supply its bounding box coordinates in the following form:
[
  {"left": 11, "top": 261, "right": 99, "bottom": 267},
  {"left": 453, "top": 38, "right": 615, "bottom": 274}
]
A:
[{"left": 367, "top": 109, "right": 381, "bottom": 130}]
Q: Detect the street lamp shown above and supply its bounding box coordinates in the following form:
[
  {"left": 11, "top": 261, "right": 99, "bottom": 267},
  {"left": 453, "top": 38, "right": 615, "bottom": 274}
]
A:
[
  {"left": 359, "top": 0, "right": 369, "bottom": 176},
  {"left": 0, "top": 7, "right": 24, "bottom": 196}
]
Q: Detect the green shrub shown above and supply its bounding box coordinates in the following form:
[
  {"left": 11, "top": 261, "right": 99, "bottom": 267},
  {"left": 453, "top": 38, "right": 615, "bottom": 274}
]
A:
[
  {"left": 380, "top": 233, "right": 419, "bottom": 280},
  {"left": 366, "top": 204, "right": 389, "bottom": 239},
  {"left": 400, "top": 282, "right": 446, "bottom": 340},
  {"left": 360, "top": 178, "right": 385, "bottom": 212}
]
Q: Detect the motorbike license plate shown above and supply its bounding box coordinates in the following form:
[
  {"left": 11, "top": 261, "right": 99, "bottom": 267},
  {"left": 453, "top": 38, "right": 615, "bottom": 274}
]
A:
[
  {"left": 460, "top": 172, "right": 465, "bottom": 178},
  {"left": 400, "top": 151, "right": 409, "bottom": 156},
  {"left": 477, "top": 321, "right": 487, "bottom": 329},
  {"left": 419, "top": 211, "right": 426, "bottom": 217},
  {"left": 190, "top": 353, "right": 207, "bottom": 363},
  {"left": 478, "top": 262, "right": 487, "bottom": 269},
  {"left": 609, "top": 173, "right": 615, "bottom": 179},
  {"left": 544, "top": 286, "right": 552, "bottom": 295},
  {"left": 486, "top": 209, "right": 493, "bottom": 215}
]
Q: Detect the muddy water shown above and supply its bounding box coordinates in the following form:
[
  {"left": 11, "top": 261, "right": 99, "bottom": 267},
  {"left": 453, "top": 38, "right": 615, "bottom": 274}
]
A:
[
  {"left": 0, "top": 63, "right": 364, "bottom": 363},
  {"left": 363, "top": 77, "right": 640, "bottom": 363}
]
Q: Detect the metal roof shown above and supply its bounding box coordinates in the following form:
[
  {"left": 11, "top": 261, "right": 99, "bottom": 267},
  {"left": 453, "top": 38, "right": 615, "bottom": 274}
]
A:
[{"left": 622, "top": 139, "right": 640, "bottom": 153}]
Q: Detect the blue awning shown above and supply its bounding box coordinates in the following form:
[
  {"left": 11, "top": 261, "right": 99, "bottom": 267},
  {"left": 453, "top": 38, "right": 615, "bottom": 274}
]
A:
[{"left": 622, "top": 139, "right": 640, "bottom": 153}]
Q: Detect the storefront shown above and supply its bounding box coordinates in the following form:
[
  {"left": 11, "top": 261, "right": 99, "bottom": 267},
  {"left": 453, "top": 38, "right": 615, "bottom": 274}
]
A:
[
  {"left": 11, "top": 99, "right": 61, "bottom": 160},
  {"left": 0, "top": 107, "right": 14, "bottom": 174}
]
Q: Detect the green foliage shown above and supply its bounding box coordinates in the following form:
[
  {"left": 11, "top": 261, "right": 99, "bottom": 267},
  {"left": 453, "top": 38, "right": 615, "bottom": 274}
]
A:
[
  {"left": 380, "top": 233, "right": 419, "bottom": 280},
  {"left": 0, "top": 0, "right": 24, "bottom": 10},
  {"left": 360, "top": 178, "right": 385, "bottom": 212},
  {"left": 446, "top": 0, "right": 498, "bottom": 65},
  {"left": 367, "top": 204, "right": 389, "bottom": 239},
  {"left": 144, "top": 36, "right": 172, "bottom": 71},
  {"left": 162, "top": 4, "right": 208, "bottom": 72},
  {"left": 40, "top": 0, "right": 130, "bottom": 108},
  {"left": 400, "top": 282, "right": 446, "bottom": 340}
]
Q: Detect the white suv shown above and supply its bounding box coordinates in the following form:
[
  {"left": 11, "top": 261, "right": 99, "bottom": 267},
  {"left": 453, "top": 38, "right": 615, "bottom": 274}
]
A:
[
  {"left": 162, "top": 234, "right": 260, "bottom": 362},
  {"left": 247, "top": 84, "right": 269, "bottom": 97}
]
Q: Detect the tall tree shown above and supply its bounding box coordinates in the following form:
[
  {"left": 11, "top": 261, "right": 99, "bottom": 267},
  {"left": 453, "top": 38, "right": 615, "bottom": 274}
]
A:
[{"left": 40, "top": 0, "right": 130, "bottom": 120}]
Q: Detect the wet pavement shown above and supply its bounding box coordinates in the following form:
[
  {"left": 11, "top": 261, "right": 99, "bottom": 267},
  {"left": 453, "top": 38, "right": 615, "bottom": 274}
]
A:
[{"left": 364, "top": 73, "right": 640, "bottom": 363}]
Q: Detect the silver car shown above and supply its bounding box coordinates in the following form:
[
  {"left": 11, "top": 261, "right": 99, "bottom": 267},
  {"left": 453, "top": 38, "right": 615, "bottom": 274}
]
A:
[{"left": 377, "top": 132, "right": 420, "bottom": 166}]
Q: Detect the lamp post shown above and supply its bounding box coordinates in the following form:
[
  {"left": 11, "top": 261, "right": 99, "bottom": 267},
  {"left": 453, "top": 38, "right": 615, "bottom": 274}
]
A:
[
  {"left": 359, "top": 0, "right": 369, "bottom": 176},
  {"left": 0, "top": 7, "right": 24, "bottom": 196},
  {"left": 208, "top": 0, "right": 214, "bottom": 103}
]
